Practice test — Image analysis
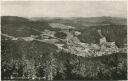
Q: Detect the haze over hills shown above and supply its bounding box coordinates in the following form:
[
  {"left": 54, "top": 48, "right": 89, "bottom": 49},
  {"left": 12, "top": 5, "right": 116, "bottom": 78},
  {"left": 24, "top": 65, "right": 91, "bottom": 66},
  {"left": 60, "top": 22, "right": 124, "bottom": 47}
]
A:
[
  {"left": 30, "top": 16, "right": 127, "bottom": 26},
  {"left": 31, "top": 16, "right": 127, "bottom": 29}
]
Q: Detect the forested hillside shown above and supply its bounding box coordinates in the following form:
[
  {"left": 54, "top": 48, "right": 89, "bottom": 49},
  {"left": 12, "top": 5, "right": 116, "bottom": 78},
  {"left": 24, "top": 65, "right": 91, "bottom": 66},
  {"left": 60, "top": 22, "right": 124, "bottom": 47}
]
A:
[
  {"left": 78, "top": 24, "right": 127, "bottom": 47},
  {"left": 32, "top": 16, "right": 127, "bottom": 47},
  {"left": 1, "top": 16, "right": 127, "bottom": 80}
]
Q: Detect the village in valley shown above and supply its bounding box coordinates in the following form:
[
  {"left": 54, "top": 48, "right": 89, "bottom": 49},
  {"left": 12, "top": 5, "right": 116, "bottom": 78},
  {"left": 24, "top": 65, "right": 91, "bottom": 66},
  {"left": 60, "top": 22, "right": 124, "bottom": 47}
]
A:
[
  {"left": 2, "top": 21, "right": 127, "bottom": 80},
  {"left": 1, "top": 1, "right": 127, "bottom": 80},
  {"left": 2, "top": 23, "right": 126, "bottom": 58},
  {"left": 40, "top": 23, "right": 126, "bottom": 57}
]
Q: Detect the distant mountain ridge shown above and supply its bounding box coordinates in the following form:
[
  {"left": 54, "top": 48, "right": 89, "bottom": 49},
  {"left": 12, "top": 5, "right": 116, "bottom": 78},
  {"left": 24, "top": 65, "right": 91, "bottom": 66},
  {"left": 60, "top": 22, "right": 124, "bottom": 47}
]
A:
[{"left": 31, "top": 16, "right": 127, "bottom": 26}]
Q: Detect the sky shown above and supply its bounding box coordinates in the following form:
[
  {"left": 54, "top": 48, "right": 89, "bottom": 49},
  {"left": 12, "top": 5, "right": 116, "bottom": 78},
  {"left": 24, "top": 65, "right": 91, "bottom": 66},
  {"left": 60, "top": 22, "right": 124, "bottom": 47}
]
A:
[{"left": 1, "top": 1, "right": 127, "bottom": 18}]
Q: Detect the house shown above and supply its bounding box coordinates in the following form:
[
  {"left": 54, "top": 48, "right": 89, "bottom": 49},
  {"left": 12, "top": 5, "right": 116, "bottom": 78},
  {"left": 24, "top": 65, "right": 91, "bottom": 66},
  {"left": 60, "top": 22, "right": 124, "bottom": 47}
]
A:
[
  {"left": 55, "top": 44, "right": 64, "bottom": 50},
  {"left": 22, "top": 37, "right": 34, "bottom": 41},
  {"left": 100, "top": 37, "right": 107, "bottom": 44},
  {"left": 42, "top": 29, "right": 56, "bottom": 37},
  {"left": 12, "top": 37, "right": 18, "bottom": 40},
  {"left": 74, "top": 31, "right": 81, "bottom": 36}
]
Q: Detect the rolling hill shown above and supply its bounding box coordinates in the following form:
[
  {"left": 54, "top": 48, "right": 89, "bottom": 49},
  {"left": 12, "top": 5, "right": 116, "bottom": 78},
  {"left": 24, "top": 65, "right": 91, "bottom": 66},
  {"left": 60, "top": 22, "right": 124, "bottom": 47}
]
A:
[
  {"left": 31, "top": 16, "right": 127, "bottom": 29},
  {"left": 1, "top": 16, "right": 53, "bottom": 37}
]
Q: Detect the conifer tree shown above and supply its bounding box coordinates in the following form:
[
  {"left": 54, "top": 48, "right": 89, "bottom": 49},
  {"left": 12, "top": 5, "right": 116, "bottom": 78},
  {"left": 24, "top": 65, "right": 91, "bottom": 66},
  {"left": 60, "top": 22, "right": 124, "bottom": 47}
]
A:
[{"left": 44, "top": 52, "right": 57, "bottom": 80}]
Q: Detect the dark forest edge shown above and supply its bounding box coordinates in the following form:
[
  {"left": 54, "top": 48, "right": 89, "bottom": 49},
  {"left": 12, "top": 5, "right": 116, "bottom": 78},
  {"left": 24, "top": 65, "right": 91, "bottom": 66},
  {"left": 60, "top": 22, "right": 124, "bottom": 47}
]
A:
[{"left": 1, "top": 51, "right": 127, "bottom": 80}]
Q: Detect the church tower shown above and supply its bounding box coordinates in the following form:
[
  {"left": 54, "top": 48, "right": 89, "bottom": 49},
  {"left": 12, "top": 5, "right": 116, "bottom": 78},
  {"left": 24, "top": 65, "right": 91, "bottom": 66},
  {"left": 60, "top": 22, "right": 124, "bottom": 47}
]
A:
[{"left": 97, "top": 29, "right": 107, "bottom": 44}]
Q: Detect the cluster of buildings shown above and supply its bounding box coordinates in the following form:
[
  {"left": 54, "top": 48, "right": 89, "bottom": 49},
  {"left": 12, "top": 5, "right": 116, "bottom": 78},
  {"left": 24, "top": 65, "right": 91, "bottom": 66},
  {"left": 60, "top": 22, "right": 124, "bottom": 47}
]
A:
[
  {"left": 41, "top": 29, "right": 56, "bottom": 39},
  {"left": 49, "top": 23, "right": 75, "bottom": 29},
  {"left": 43, "top": 23, "right": 120, "bottom": 57},
  {"left": 2, "top": 22, "right": 124, "bottom": 57},
  {"left": 56, "top": 28, "right": 119, "bottom": 57}
]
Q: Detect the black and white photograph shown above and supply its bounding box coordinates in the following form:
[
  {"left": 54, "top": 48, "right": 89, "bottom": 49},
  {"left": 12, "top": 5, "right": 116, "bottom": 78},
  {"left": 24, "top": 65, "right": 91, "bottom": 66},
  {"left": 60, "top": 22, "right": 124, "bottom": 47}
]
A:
[{"left": 1, "top": 0, "right": 127, "bottom": 80}]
